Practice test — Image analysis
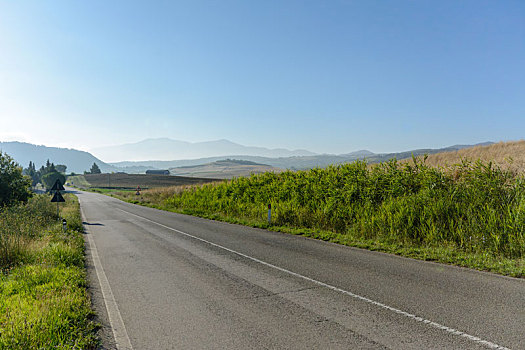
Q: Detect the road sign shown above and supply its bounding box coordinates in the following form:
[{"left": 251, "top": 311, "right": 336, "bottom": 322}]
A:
[
  {"left": 51, "top": 192, "right": 65, "bottom": 203},
  {"left": 50, "top": 179, "right": 65, "bottom": 192},
  {"left": 50, "top": 178, "right": 66, "bottom": 220}
]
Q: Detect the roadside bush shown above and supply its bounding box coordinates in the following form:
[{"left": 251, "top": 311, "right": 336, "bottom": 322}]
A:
[
  {"left": 0, "top": 151, "right": 32, "bottom": 207},
  {"left": 41, "top": 171, "right": 66, "bottom": 191}
]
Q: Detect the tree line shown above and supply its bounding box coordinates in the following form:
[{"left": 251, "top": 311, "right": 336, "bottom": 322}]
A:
[
  {"left": 23, "top": 159, "right": 67, "bottom": 188},
  {"left": 23, "top": 160, "right": 101, "bottom": 187},
  {"left": 1, "top": 150, "right": 104, "bottom": 207}
]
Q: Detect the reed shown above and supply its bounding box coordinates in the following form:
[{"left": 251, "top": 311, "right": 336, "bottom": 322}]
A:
[{"left": 162, "top": 158, "right": 525, "bottom": 258}]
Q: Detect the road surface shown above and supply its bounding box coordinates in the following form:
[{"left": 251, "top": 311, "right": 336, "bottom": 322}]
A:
[{"left": 74, "top": 189, "right": 524, "bottom": 349}]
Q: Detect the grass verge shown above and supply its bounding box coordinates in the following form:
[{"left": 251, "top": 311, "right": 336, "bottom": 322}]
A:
[
  {"left": 113, "top": 202, "right": 525, "bottom": 278},
  {"left": 0, "top": 194, "right": 98, "bottom": 349}
]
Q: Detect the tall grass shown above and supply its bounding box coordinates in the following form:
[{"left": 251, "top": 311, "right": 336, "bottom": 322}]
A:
[
  {"left": 0, "top": 196, "right": 56, "bottom": 271},
  {"left": 163, "top": 158, "right": 525, "bottom": 259},
  {"left": 0, "top": 194, "right": 98, "bottom": 349}
]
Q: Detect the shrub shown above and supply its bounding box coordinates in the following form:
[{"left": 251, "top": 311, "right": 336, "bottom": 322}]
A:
[
  {"left": 41, "top": 171, "right": 66, "bottom": 191},
  {"left": 0, "top": 151, "right": 32, "bottom": 207}
]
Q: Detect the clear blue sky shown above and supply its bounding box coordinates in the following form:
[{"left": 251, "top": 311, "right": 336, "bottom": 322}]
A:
[{"left": 1, "top": 0, "right": 524, "bottom": 155}]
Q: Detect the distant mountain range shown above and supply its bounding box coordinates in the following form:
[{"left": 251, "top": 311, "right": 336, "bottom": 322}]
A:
[
  {"left": 1, "top": 139, "right": 494, "bottom": 175},
  {"left": 111, "top": 142, "right": 494, "bottom": 171},
  {"left": 0, "top": 141, "right": 116, "bottom": 173},
  {"left": 90, "top": 138, "right": 316, "bottom": 162}
]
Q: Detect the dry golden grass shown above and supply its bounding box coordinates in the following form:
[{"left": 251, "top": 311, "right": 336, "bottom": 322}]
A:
[
  {"left": 406, "top": 140, "right": 525, "bottom": 174},
  {"left": 113, "top": 183, "right": 222, "bottom": 205},
  {"left": 142, "top": 184, "right": 201, "bottom": 201}
]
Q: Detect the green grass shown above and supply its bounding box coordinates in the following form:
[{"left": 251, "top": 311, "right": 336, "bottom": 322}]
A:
[
  {"left": 67, "top": 175, "right": 91, "bottom": 189},
  {"left": 0, "top": 194, "right": 98, "bottom": 349},
  {"left": 110, "top": 158, "right": 525, "bottom": 278},
  {"left": 89, "top": 187, "right": 135, "bottom": 194}
]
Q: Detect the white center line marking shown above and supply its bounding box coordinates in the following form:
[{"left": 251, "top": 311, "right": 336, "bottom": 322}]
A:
[
  {"left": 118, "top": 207, "right": 511, "bottom": 350},
  {"left": 82, "top": 207, "right": 133, "bottom": 350}
]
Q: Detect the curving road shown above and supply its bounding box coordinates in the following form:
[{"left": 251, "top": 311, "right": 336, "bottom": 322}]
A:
[{"left": 74, "top": 189, "right": 524, "bottom": 349}]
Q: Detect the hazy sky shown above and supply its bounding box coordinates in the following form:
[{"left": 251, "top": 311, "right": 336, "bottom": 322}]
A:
[{"left": 1, "top": 1, "right": 524, "bottom": 154}]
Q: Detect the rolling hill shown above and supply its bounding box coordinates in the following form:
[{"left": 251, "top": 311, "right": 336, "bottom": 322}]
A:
[{"left": 169, "top": 159, "right": 282, "bottom": 179}]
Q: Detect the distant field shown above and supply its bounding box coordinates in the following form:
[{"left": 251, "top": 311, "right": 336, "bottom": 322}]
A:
[
  {"left": 405, "top": 140, "right": 525, "bottom": 173},
  {"left": 68, "top": 173, "right": 219, "bottom": 189},
  {"left": 169, "top": 159, "right": 282, "bottom": 179}
]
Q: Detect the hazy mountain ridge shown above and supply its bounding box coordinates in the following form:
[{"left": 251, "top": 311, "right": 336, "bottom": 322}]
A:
[
  {"left": 0, "top": 141, "right": 117, "bottom": 173},
  {"left": 1, "top": 140, "right": 494, "bottom": 175},
  {"left": 91, "top": 138, "right": 316, "bottom": 162},
  {"left": 111, "top": 142, "right": 494, "bottom": 171}
]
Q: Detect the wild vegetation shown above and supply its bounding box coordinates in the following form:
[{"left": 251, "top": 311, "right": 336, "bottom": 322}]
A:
[
  {"left": 0, "top": 194, "right": 98, "bottom": 349},
  {"left": 0, "top": 151, "right": 97, "bottom": 348},
  {"left": 113, "top": 157, "right": 525, "bottom": 277}
]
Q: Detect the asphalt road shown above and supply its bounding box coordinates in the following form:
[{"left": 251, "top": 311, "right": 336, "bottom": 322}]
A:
[{"left": 74, "top": 188, "right": 524, "bottom": 349}]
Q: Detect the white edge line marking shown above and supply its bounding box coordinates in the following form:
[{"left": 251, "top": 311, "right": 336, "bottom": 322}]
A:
[
  {"left": 118, "top": 207, "right": 511, "bottom": 350},
  {"left": 81, "top": 207, "right": 133, "bottom": 350}
]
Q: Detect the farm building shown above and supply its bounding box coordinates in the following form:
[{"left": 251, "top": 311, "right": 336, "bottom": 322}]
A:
[{"left": 146, "top": 169, "right": 170, "bottom": 175}]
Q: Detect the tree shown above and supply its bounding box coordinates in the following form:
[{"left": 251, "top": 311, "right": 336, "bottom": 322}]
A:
[
  {"left": 23, "top": 161, "right": 34, "bottom": 176},
  {"left": 89, "top": 163, "right": 101, "bottom": 174},
  {"left": 40, "top": 160, "right": 52, "bottom": 176},
  {"left": 55, "top": 164, "right": 67, "bottom": 173},
  {"left": 41, "top": 171, "right": 66, "bottom": 191},
  {"left": 23, "top": 161, "right": 41, "bottom": 186},
  {"left": 0, "top": 151, "right": 32, "bottom": 207}
]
